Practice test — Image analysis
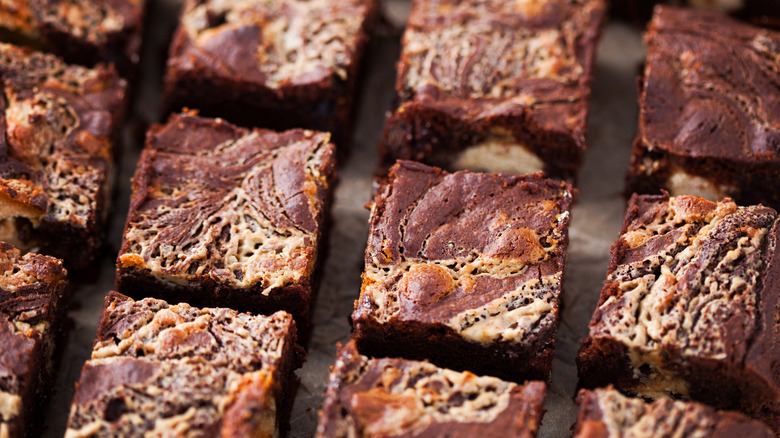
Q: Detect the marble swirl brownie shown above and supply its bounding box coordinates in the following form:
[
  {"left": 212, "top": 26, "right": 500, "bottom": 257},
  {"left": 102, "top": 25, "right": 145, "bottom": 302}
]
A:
[
  {"left": 0, "top": 242, "right": 67, "bottom": 438},
  {"left": 65, "top": 292, "right": 303, "bottom": 437},
  {"left": 577, "top": 194, "right": 780, "bottom": 432},
  {"left": 0, "top": 43, "right": 126, "bottom": 271},
  {"left": 573, "top": 387, "right": 775, "bottom": 437},
  {"left": 352, "top": 161, "right": 573, "bottom": 383},
  {"left": 163, "top": 0, "right": 377, "bottom": 146},
  {"left": 380, "top": 0, "right": 606, "bottom": 180},
  {"left": 316, "top": 341, "right": 546, "bottom": 438},
  {"left": 116, "top": 112, "right": 336, "bottom": 323},
  {"left": 0, "top": 0, "right": 146, "bottom": 77},
  {"left": 624, "top": 7, "right": 780, "bottom": 207}
]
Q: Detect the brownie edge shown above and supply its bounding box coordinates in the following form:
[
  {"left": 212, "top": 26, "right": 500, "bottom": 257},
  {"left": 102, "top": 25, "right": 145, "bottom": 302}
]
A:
[{"left": 316, "top": 341, "right": 546, "bottom": 438}]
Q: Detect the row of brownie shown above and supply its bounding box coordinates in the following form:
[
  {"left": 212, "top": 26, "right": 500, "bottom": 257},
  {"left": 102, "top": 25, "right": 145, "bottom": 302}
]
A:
[
  {"left": 311, "top": 160, "right": 778, "bottom": 436},
  {"left": 311, "top": 2, "right": 780, "bottom": 436}
]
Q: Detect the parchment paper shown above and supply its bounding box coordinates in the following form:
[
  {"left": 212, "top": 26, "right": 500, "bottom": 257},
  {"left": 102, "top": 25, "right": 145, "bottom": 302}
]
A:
[{"left": 40, "top": 2, "right": 646, "bottom": 436}]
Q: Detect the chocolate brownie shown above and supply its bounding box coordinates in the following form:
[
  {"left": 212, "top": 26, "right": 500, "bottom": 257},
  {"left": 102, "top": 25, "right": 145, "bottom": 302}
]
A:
[
  {"left": 65, "top": 292, "right": 303, "bottom": 437},
  {"left": 379, "top": 0, "right": 606, "bottom": 181},
  {"left": 116, "top": 112, "right": 336, "bottom": 323},
  {"left": 316, "top": 341, "right": 546, "bottom": 438},
  {"left": 352, "top": 161, "right": 573, "bottom": 383},
  {"left": 624, "top": 7, "right": 780, "bottom": 207},
  {"left": 613, "top": 1, "right": 780, "bottom": 26},
  {"left": 577, "top": 194, "right": 780, "bottom": 432},
  {"left": 573, "top": 387, "right": 775, "bottom": 437},
  {"left": 0, "top": 242, "right": 67, "bottom": 438},
  {"left": 0, "top": 0, "right": 146, "bottom": 77},
  {"left": 162, "top": 0, "right": 377, "bottom": 146},
  {"left": 0, "top": 43, "right": 126, "bottom": 271}
]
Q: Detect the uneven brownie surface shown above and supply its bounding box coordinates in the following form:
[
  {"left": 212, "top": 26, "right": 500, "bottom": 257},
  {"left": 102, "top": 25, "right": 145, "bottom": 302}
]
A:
[
  {"left": 66, "top": 292, "right": 302, "bottom": 437},
  {"left": 316, "top": 342, "right": 546, "bottom": 438},
  {"left": 0, "top": 241, "right": 67, "bottom": 438},
  {"left": 352, "top": 161, "right": 572, "bottom": 381},
  {"left": 381, "top": 0, "right": 605, "bottom": 178},
  {"left": 172, "top": 0, "right": 372, "bottom": 89},
  {"left": 578, "top": 194, "right": 780, "bottom": 431},
  {"left": 0, "top": 43, "right": 125, "bottom": 268},
  {"left": 117, "top": 113, "right": 334, "bottom": 316},
  {"left": 573, "top": 388, "right": 775, "bottom": 438},
  {"left": 626, "top": 7, "right": 780, "bottom": 203}
]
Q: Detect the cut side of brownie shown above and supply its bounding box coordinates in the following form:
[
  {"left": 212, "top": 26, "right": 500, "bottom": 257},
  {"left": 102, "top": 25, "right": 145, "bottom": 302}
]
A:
[
  {"left": 0, "top": 241, "right": 67, "bottom": 438},
  {"left": 0, "top": 0, "right": 146, "bottom": 77},
  {"left": 352, "top": 161, "right": 573, "bottom": 383},
  {"left": 577, "top": 193, "right": 780, "bottom": 432},
  {"left": 0, "top": 43, "right": 126, "bottom": 271},
  {"left": 573, "top": 387, "right": 775, "bottom": 437},
  {"left": 65, "top": 292, "right": 303, "bottom": 437},
  {"left": 380, "top": 0, "right": 606, "bottom": 180},
  {"left": 316, "top": 341, "right": 546, "bottom": 438},
  {"left": 624, "top": 6, "right": 780, "bottom": 207},
  {"left": 116, "top": 112, "right": 336, "bottom": 323},
  {"left": 163, "top": 0, "right": 377, "bottom": 146}
]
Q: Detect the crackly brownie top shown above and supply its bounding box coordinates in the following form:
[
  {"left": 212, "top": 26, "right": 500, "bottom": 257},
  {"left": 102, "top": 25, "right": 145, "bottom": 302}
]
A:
[
  {"left": 574, "top": 388, "right": 775, "bottom": 438},
  {"left": 92, "top": 292, "right": 295, "bottom": 372},
  {"left": 590, "top": 195, "right": 777, "bottom": 365},
  {"left": 317, "top": 342, "right": 545, "bottom": 438},
  {"left": 65, "top": 293, "right": 295, "bottom": 437},
  {"left": 0, "top": 242, "right": 66, "bottom": 432},
  {"left": 354, "top": 161, "right": 572, "bottom": 346},
  {"left": 0, "top": 43, "right": 124, "bottom": 228},
  {"left": 640, "top": 6, "right": 780, "bottom": 164},
  {"left": 118, "top": 113, "right": 335, "bottom": 292},
  {"left": 0, "top": 0, "right": 143, "bottom": 46},
  {"left": 398, "top": 0, "right": 604, "bottom": 126},
  {"left": 173, "top": 0, "right": 374, "bottom": 88}
]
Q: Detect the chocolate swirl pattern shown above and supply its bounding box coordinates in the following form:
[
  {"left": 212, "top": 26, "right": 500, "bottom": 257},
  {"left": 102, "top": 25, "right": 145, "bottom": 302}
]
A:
[
  {"left": 573, "top": 388, "right": 775, "bottom": 438},
  {"left": 316, "top": 342, "right": 546, "bottom": 438},
  {"left": 578, "top": 194, "right": 780, "bottom": 433},
  {"left": 65, "top": 293, "right": 302, "bottom": 438},
  {"left": 117, "top": 113, "right": 335, "bottom": 320},
  {"left": 0, "top": 43, "right": 125, "bottom": 269},
  {"left": 0, "top": 242, "right": 67, "bottom": 438},
  {"left": 353, "top": 161, "right": 573, "bottom": 382}
]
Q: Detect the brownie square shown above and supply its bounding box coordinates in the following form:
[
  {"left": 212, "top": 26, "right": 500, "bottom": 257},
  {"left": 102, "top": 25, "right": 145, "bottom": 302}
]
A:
[
  {"left": 316, "top": 341, "right": 546, "bottom": 438},
  {"left": 379, "top": 0, "right": 606, "bottom": 181},
  {"left": 116, "top": 112, "right": 336, "bottom": 323},
  {"left": 65, "top": 292, "right": 304, "bottom": 437},
  {"left": 162, "top": 0, "right": 377, "bottom": 146},
  {"left": 352, "top": 161, "right": 573, "bottom": 383},
  {"left": 577, "top": 193, "right": 780, "bottom": 432},
  {"left": 0, "top": 242, "right": 67, "bottom": 438},
  {"left": 573, "top": 387, "right": 775, "bottom": 437},
  {"left": 0, "top": 43, "right": 126, "bottom": 271},
  {"left": 624, "top": 7, "right": 780, "bottom": 207},
  {"left": 0, "top": 0, "right": 146, "bottom": 77}
]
